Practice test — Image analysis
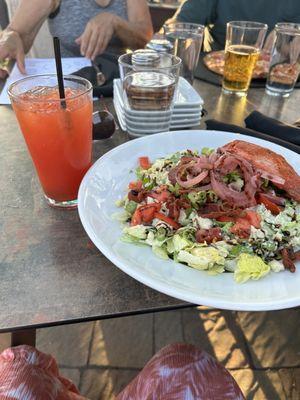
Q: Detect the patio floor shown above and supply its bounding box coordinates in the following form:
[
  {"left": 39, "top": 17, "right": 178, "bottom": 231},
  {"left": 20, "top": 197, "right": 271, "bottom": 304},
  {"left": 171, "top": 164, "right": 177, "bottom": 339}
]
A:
[{"left": 1, "top": 307, "right": 299, "bottom": 399}]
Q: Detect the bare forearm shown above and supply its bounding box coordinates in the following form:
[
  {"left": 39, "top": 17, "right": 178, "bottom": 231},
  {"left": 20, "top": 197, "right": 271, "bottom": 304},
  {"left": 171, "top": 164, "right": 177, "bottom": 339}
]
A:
[
  {"left": 8, "top": 0, "right": 54, "bottom": 53},
  {"left": 113, "top": 15, "right": 153, "bottom": 49}
]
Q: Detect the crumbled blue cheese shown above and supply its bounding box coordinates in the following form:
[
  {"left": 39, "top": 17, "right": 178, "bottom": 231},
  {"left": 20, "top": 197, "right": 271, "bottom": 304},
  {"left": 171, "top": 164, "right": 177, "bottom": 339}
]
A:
[
  {"left": 250, "top": 226, "right": 265, "bottom": 240},
  {"left": 269, "top": 260, "right": 285, "bottom": 272},
  {"left": 193, "top": 216, "right": 213, "bottom": 230},
  {"left": 229, "top": 178, "right": 244, "bottom": 192}
]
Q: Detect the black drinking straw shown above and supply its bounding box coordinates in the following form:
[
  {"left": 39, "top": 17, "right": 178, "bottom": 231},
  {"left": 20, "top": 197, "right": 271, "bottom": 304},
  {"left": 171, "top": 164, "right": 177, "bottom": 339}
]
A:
[{"left": 53, "top": 36, "right": 66, "bottom": 109}]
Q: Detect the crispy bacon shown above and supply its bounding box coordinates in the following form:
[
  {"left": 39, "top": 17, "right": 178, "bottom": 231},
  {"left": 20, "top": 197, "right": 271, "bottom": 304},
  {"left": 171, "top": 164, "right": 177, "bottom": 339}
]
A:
[
  {"left": 128, "top": 189, "right": 147, "bottom": 203},
  {"left": 196, "top": 227, "right": 222, "bottom": 244},
  {"left": 259, "top": 192, "right": 286, "bottom": 206},
  {"left": 198, "top": 203, "right": 244, "bottom": 219},
  {"left": 281, "top": 248, "right": 296, "bottom": 273}
]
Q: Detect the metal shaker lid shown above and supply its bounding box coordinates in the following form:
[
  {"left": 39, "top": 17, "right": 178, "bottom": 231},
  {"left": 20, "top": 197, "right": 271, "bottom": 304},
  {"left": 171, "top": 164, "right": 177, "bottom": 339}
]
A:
[
  {"left": 146, "top": 39, "right": 174, "bottom": 53},
  {"left": 132, "top": 49, "right": 160, "bottom": 66}
]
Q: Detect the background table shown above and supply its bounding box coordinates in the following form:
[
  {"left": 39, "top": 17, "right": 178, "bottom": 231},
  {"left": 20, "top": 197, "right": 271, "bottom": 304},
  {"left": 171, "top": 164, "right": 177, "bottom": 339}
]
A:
[{"left": 1, "top": 79, "right": 299, "bottom": 345}]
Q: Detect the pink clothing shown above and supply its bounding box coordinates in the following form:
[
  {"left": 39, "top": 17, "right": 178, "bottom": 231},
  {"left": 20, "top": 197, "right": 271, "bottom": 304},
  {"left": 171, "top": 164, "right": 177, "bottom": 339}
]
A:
[
  {"left": 0, "top": 346, "right": 84, "bottom": 400},
  {"left": 0, "top": 344, "right": 244, "bottom": 400},
  {"left": 117, "top": 343, "right": 245, "bottom": 400}
]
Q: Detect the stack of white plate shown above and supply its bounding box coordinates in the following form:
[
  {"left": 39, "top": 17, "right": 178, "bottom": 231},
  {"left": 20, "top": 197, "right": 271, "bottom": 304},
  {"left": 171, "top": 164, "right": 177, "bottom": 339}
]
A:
[{"left": 113, "top": 77, "right": 203, "bottom": 136}]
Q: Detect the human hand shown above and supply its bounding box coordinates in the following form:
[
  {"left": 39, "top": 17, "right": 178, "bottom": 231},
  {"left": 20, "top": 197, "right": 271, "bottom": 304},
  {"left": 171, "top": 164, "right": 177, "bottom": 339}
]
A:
[
  {"left": 0, "top": 29, "right": 25, "bottom": 75},
  {"left": 75, "top": 12, "right": 115, "bottom": 60}
]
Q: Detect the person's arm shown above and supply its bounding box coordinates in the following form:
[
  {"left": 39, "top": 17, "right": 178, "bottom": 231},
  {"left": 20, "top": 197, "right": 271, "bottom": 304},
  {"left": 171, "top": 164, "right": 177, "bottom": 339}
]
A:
[
  {"left": 8, "top": 0, "right": 54, "bottom": 53},
  {"left": 0, "top": 0, "right": 56, "bottom": 73},
  {"left": 114, "top": 0, "right": 153, "bottom": 49},
  {"left": 76, "top": 0, "right": 153, "bottom": 60}
]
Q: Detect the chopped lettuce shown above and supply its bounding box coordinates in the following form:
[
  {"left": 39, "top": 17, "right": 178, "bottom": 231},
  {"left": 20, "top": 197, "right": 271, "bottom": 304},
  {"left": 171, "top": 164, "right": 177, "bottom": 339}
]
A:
[
  {"left": 187, "top": 190, "right": 218, "bottom": 209},
  {"left": 177, "top": 247, "right": 225, "bottom": 271},
  {"left": 223, "top": 171, "right": 241, "bottom": 183},
  {"left": 201, "top": 147, "right": 214, "bottom": 156},
  {"left": 153, "top": 244, "right": 169, "bottom": 260},
  {"left": 123, "top": 225, "right": 148, "bottom": 240},
  {"left": 234, "top": 254, "right": 270, "bottom": 283},
  {"left": 125, "top": 200, "right": 137, "bottom": 215}
]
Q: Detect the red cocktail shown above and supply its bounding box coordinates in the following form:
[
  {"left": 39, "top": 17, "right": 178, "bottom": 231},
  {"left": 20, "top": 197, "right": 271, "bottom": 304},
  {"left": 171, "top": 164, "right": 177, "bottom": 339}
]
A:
[{"left": 9, "top": 75, "right": 93, "bottom": 208}]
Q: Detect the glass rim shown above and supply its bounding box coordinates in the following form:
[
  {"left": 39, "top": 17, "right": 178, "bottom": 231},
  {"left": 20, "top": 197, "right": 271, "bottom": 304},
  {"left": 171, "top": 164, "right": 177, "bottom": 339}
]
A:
[
  {"left": 227, "top": 21, "right": 268, "bottom": 30},
  {"left": 163, "top": 21, "right": 205, "bottom": 32},
  {"left": 275, "top": 22, "right": 300, "bottom": 34},
  {"left": 118, "top": 52, "right": 182, "bottom": 70},
  {"left": 8, "top": 74, "right": 93, "bottom": 103}
]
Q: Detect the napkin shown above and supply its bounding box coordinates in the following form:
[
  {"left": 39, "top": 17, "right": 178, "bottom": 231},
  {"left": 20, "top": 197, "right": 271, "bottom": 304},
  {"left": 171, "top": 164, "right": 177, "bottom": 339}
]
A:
[
  {"left": 205, "top": 118, "right": 300, "bottom": 154},
  {"left": 72, "top": 52, "right": 120, "bottom": 97},
  {"left": 245, "top": 111, "right": 300, "bottom": 146}
]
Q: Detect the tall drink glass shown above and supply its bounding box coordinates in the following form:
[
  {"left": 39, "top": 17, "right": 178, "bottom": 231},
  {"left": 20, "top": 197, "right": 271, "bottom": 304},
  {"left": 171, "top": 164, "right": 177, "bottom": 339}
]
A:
[
  {"left": 163, "top": 22, "right": 204, "bottom": 84},
  {"left": 8, "top": 75, "right": 93, "bottom": 208},
  {"left": 266, "top": 23, "right": 300, "bottom": 97},
  {"left": 222, "top": 21, "right": 268, "bottom": 96}
]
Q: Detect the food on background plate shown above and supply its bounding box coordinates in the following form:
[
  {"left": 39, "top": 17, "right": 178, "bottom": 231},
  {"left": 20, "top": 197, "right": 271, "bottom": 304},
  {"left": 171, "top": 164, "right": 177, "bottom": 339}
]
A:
[
  {"left": 115, "top": 140, "right": 300, "bottom": 283},
  {"left": 203, "top": 50, "right": 271, "bottom": 79}
]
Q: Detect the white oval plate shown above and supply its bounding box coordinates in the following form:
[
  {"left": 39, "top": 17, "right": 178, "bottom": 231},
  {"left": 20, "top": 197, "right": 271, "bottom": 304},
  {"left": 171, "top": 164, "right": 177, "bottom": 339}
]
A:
[{"left": 78, "top": 130, "right": 300, "bottom": 311}]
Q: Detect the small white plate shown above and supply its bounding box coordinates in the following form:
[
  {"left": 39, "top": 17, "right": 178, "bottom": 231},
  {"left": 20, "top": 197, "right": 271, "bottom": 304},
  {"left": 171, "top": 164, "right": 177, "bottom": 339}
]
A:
[
  {"left": 113, "top": 98, "right": 126, "bottom": 131},
  {"left": 78, "top": 130, "right": 300, "bottom": 311},
  {"left": 171, "top": 119, "right": 201, "bottom": 129},
  {"left": 125, "top": 110, "right": 201, "bottom": 122},
  {"left": 175, "top": 77, "right": 204, "bottom": 107},
  {"left": 126, "top": 125, "right": 171, "bottom": 135},
  {"left": 126, "top": 117, "right": 201, "bottom": 130}
]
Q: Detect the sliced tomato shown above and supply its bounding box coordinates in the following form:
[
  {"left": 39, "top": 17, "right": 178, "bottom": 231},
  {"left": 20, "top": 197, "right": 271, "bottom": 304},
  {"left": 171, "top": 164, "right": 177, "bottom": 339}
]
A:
[
  {"left": 131, "top": 204, "right": 161, "bottom": 226},
  {"left": 139, "top": 203, "right": 161, "bottom": 223},
  {"left": 140, "top": 207, "right": 156, "bottom": 223},
  {"left": 216, "top": 215, "right": 236, "bottom": 223},
  {"left": 257, "top": 193, "right": 281, "bottom": 215},
  {"left": 244, "top": 210, "right": 261, "bottom": 228},
  {"left": 230, "top": 218, "right": 251, "bottom": 238},
  {"left": 131, "top": 209, "right": 142, "bottom": 226},
  {"left": 139, "top": 157, "right": 151, "bottom": 170},
  {"left": 129, "top": 180, "right": 143, "bottom": 191},
  {"left": 154, "top": 212, "right": 181, "bottom": 230}
]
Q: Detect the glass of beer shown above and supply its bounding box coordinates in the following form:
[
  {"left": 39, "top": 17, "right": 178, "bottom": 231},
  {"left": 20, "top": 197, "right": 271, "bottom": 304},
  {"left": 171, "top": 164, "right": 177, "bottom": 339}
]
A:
[{"left": 222, "top": 21, "right": 268, "bottom": 95}]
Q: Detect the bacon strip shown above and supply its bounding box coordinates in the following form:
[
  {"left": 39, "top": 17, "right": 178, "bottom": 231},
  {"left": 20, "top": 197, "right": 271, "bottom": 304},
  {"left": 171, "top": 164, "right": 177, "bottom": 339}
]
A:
[
  {"left": 196, "top": 227, "right": 222, "bottom": 244},
  {"left": 281, "top": 248, "right": 296, "bottom": 273}
]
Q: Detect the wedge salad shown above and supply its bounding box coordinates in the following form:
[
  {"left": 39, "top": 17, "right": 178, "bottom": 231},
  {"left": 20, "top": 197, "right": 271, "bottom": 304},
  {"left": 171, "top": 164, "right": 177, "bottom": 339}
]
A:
[{"left": 115, "top": 140, "right": 300, "bottom": 283}]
